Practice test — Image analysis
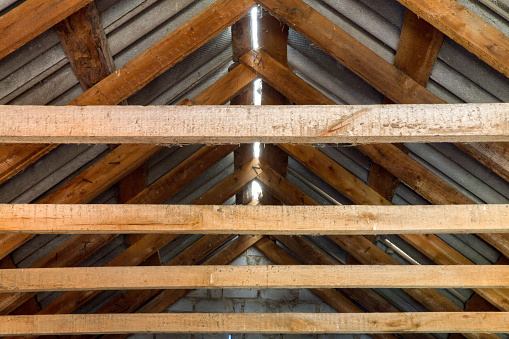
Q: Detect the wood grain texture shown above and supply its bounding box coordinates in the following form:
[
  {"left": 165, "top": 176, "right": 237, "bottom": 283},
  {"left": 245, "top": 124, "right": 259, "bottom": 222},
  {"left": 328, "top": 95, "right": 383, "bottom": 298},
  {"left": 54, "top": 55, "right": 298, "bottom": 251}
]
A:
[
  {"left": 255, "top": 0, "right": 444, "bottom": 104},
  {"left": 191, "top": 64, "right": 256, "bottom": 105},
  {"left": 357, "top": 143, "right": 474, "bottom": 205},
  {"left": 1, "top": 313, "right": 509, "bottom": 335},
  {"left": 0, "top": 144, "right": 56, "bottom": 186},
  {"left": 279, "top": 144, "right": 391, "bottom": 205},
  {"left": 1, "top": 265, "right": 508, "bottom": 291},
  {"left": 396, "top": 0, "right": 509, "bottom": 77},
  {"left": 2, "top": 104, "right": 507, "bottom": 144},
  {"left": 54, "top": 2, "right": 115, "bottom": 90},
  {"left": 68, "top": 0, "right": 254, "bottom": 105},
  {"left": 458, "top": 142, "right": 509, "bottom": 183},
  {"left": 127, "top": 145, "right": 236, "bottom": 204},
  {"left": 240, "top": 49, "right": 334, "bottom": 105},
  {"left": 0, "top": 0, "right": 93, "bottom": 60},
  {"left": 0, "top": 204, "right": 507, "bottom": 234}
]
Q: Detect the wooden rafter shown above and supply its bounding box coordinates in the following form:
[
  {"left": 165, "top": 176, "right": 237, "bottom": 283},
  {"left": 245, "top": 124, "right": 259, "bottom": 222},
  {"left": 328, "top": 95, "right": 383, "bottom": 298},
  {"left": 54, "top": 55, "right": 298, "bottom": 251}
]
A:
[
  {"left": 68, "top": 0, "right": 254, "bottom": 105},
  {"left": 396, "top": 0, "right": 509, "bottom": 78},
  {"left": 0, "top": 0, "right": 93, "bottom": 60},
  {"left": 254, "top": 0, "right": 444, "bottom": 104}
]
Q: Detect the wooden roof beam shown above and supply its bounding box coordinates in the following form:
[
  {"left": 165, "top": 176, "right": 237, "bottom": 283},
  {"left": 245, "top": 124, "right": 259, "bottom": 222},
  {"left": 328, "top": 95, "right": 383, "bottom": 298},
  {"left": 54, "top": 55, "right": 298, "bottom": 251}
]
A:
[
  {"left": 0, "top": 0, "right": 93, "bottom": 60},
  {"left": 2, "top": 265, "right": 509, "bottom": 291},
  {"left": 69, "top": 0, "right": 255, "bottom": 105},
  {"left": 3, "top": 103, "right": 508, "bottom": 144},
  {"left": 2, "top": 312, "right": 509, "bottom": 335},
  {"left": 1, "top": 204, "right": 508, "bottom": 234},
  {"left": 396, "top": 0, "right": 509, "bottom": 78},
  {"left": 54, "top": 2, "right": 114, "bottom": 91},
  {"left": 254, "top": 0, "right": 444, "bottom": 104}
]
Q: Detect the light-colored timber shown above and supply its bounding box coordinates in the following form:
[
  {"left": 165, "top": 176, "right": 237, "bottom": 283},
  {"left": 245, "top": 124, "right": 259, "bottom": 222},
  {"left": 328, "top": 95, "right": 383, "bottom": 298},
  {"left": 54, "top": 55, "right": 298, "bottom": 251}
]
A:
[
  {"left": 0, "top": 104, "right": 508, "bottom": 144},
  {"left": 1, "top": 313, "right": 509, "bottom": 334},
  {"left": 0, "top": 204, "right": 507, "bottom": 234},
  {"left": 0, "top": 265, "right": 508, "bottom": 291}
]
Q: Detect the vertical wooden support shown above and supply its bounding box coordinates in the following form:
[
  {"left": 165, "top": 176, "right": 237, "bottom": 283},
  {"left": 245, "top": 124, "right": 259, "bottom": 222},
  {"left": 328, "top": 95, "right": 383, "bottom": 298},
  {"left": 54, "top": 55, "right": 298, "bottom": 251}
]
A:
[
  {"left": 258, "top": 8, "right": 289, "bottom": 190},
  {"left": 231, "top": 12, "right": 255, "bottom": 204},
  {"left": 54, "top": 2, "right": 114, "bottom": 90},
  {"left": 367, "top": 10, "right": 444, "bottom": 201}
]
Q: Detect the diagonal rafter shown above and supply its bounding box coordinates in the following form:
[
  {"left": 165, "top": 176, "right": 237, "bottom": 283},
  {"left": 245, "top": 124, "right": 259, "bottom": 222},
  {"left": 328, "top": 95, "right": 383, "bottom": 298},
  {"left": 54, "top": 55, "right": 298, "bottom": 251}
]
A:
[
  {"left": 0, "top": 0, "right": 93, "bottom": 60},
  {"left": 395, "top": 0, "right": 509, "bottom": 78}
]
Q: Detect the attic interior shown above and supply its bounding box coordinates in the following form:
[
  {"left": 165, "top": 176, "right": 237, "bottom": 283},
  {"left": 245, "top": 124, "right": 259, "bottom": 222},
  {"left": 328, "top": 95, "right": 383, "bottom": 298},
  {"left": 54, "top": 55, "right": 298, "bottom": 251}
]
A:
[{"left": 0, "top": 0, "right": 509, "bottom": 337}]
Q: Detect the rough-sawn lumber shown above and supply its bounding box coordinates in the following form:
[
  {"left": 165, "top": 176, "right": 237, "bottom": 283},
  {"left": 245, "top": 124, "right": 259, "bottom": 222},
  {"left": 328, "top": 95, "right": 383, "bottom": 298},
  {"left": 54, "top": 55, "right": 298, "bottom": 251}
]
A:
[
  {"left": 0, "top": 204, "right": 507, "bottom": 234},
  {"left": 1, "top": 313, "right": 509, "bottom": 334},
  {"left": 1, "top": 104, "right": 507, "bottom": 144},
  {"left": 0, "top": 265, "right": 508, "bottom": 291}
]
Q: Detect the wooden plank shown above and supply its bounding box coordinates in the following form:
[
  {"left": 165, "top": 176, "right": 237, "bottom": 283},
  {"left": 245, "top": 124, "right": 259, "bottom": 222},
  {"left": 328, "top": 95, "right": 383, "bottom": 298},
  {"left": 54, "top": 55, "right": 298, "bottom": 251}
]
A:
[
  {"left": 254, "top": 237, "right": 402, "bottom": 339},
  {"left": 458, "top": 142, "right": 509, "bottom": 183},
  {"left": 127, "top": 145, "right": 236, "bottom": 204},
  {"left": 254, "top": 0, "right": 444, "bottom": 104},
  {"left": 240, "top": 49, "right": 334, "bottom": 105},
  {"left": 280, "top": 144, "right": 391, "bottom": 205},
  {"left": 68, "top": 0, "right": 254, "bottom": 105},
  {"left": 54, "top": 2, "right": 115, "bottom": 90},
  {"left": 0, "top": 144, "right": 56, "bottom": 186},
  {"left": 357, "top": 143, "right": 474, "bottom": 205},
  {"left": 396, "top": 0, "right": 509, "bottom": 78},
  {"left": 1, "top": 312, "right": 509, "bottom": 334},
  {"left": 0, "top": 0, "right": 93, "bottom": 60},
  {"left": 1, "top": 265, "right": 508, "bottom": 291},
  {"left": 3, "top": 104, "right": 507, "bottom": 144},
  {"left": 191, "top": 64, "right": 256, "bottom": 105},
  {"left": 192, "top": 158, "right": 269, "bottom": 205},
  {"left": 0, "top": 204, "right": 507, "bottom": 234}
]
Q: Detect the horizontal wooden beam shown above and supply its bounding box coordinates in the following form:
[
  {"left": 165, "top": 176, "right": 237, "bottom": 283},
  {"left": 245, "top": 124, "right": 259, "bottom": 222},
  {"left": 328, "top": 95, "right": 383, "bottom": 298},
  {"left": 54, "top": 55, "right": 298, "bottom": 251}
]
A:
[
  {"left": 2, "top": 313, "right": 509, "bottom": 335},
  {"left": 1, "top": 265, "right": 508, "bottom": 291},
  {"left": 1, "top": 104, "right": 508, "bottom": 144},
  {"left": 0, "top": 204, "right": 507, "bottom": 234}
]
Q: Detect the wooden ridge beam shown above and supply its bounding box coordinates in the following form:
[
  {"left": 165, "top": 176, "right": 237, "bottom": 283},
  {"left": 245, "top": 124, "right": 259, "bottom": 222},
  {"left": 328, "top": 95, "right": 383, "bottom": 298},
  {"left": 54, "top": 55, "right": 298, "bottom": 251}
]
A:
[
  {"left": 395, "top": 0, "right": 509, "bottom": 78},
  {"left": 0, "top": 0, "right": 93, "bottom": 60},
  {"left": 0, "top": 204, "right": 507, "bottom": 234},
  {"left": 68, "top": 0, "right": 255, "bottom": 105},
  {"left": 1, "top": 265, "right": 508, "bottom": 291},
  {"left": 4, "top": 103, "right": 508, "bottom": 144},
  {"left": 1, "top": 313, "right": 509, "bottom": 334}
]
